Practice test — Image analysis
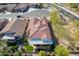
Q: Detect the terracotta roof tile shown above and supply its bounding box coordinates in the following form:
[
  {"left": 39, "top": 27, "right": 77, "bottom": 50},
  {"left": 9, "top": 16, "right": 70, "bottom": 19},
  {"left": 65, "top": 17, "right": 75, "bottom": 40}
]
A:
[{"left": 26, "top": 17, "right": 52, "bottom": 40}]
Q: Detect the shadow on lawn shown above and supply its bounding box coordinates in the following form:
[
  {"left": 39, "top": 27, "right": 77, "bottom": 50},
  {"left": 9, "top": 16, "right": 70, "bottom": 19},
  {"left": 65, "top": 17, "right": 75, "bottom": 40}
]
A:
[{"left": 48, "top": 21, "right": 59, "bottom": 50}]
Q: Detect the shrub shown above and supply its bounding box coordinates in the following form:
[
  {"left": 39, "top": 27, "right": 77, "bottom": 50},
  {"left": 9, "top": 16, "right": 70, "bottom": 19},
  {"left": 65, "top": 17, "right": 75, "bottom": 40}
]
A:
[
  {"left": 54, "top": 45, "right": 69, "bottom": 56},
  {"left": 38, "top": 51, "right": 46, "bottom": 56},
  {"left": 24, "top": 45, "right": 34, "bottom": 52}
]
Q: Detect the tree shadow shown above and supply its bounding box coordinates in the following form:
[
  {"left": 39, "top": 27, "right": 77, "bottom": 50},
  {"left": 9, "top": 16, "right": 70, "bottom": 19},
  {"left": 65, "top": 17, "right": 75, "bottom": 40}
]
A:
[{"left": 48, "top": 21, "right": 59, "bottom": 50}]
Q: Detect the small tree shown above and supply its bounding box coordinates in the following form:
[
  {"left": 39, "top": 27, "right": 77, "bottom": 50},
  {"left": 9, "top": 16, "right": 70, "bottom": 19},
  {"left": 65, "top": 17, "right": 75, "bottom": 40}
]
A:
[
  {"left": 50, "top": 10, "right": 62, "bottom": 25},
  {"left": 38, "top": 51, "right": 45, "bottom": 56},
  {"left": 54, "top": 45, "right": 69, "bottom": 56}
]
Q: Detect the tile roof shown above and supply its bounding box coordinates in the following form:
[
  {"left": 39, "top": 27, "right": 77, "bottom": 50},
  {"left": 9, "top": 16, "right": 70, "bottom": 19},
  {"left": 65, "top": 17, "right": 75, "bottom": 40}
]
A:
[
  {"left": 6, "top": 4, "right": 17, "bottom": 11},
  {"left": 15, "top": 3, "right": 30, "bottom": 10},
  {"left": 0, "top": 18, "right": 28, "bottom": 37},
  {"left": 26, "top": 17, "right": 52, "bottom": 40}
]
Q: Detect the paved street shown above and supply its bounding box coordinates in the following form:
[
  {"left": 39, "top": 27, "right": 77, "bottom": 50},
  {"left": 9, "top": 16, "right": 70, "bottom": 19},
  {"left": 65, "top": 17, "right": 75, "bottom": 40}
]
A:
[
  {"left": 0, "top": 8, "right": 51, "bottom": 19},
  {"left": 55, "top": 4, "right": 79, "bottom": 19}
]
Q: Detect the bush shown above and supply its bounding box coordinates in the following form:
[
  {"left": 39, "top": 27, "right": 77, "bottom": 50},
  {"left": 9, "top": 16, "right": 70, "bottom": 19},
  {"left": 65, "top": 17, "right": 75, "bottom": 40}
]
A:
[
  {"left": 24, "top": 45, "right": 34, "bottom": 52},
  {"left": 13, "top": 51, "right": 22, "bottom": 56},
  {"left": 54, "top": 45, "right": 69, "bottom": 56},
  {"left": 38, "top": 51, "right": 46, "bottom": 56}
]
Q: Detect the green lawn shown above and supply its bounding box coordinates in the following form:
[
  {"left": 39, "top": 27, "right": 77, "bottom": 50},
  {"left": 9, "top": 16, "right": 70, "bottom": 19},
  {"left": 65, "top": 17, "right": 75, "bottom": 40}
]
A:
[{"left": 50, "top": 10, "right": 70, "bottom": 40}]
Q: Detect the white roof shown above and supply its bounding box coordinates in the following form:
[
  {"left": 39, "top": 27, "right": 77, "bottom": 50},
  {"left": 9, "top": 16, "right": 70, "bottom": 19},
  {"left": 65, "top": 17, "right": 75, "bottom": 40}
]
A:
[{"left": 2, "top": 35, "right": 15, "bottom": 40}]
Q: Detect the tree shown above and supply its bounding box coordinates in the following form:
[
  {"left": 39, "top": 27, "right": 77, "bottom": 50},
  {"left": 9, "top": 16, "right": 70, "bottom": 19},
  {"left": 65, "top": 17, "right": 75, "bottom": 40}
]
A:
[
  {"left": 54, "top": 45, "right": 69, "bottom": 56},
  {"left": 38, "top": 51, "right": 45, "bottom": 56},
  {"left": 21, "top": 37, "right": 28, "bottom": 42},
  {"left": 50, "top": 10, "right": 62, "bottom": 25},
  {"left": 68, "top": 3, "right": 78, "bottom": 8},
  {"left": 65, "top": 4, "right": 79, "bottom": 13}
]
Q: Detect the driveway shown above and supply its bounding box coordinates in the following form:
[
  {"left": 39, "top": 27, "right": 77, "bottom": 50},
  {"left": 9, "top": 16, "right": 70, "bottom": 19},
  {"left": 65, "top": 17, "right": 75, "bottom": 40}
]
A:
[{"left": 0, "top": 8, "right": 51, "bottom": 19}]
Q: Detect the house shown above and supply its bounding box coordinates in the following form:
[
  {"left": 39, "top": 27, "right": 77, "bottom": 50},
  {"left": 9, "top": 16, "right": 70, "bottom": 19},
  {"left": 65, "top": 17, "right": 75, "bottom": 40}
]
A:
[
  {"left": 6, "top": 4, "right": 17, "bottom": 12},
  {"left": 0, "top": 18, "right": 28, "bottom": 40},
  {"left": 0, "top": 5, "right": 6, "bottom": 12},
  {"left": 14, "top": 4, "right": 30, "bottom": 13},
  {"left": 26, "top": 17, "right": 53, "bottom": 50},
  {"left": 0, "top": 3, "right": 31, "bottom": 13}
]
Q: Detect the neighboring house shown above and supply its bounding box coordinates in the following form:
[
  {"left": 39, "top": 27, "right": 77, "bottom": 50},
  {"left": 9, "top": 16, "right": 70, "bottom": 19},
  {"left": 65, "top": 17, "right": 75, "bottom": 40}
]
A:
[
  {"left": 0, "top": 18, "right": 28, "bottom": 40},
  {"left": 30, "top": 3, "right": 43, "bottom": 9},
  {"left": 0, "top": 19, "right": 9, "bottom": 31},
  {"left": 0, "top": 3, "right": 31, "bottom": 13},
  {"left": 6, "top": 4, "right": 17, "bottom": 12},
  {"left": 0, "top": 5, "right": 7, "bottom": 12},
  {"left": 26, "top": 17, "right": 53, "bottom": 50},
  {"left": 14, "top": 4, "right": 30, "bottom": 13},
  {"left": 30, "top": 3, "right": 50, "bottom": 9}
]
